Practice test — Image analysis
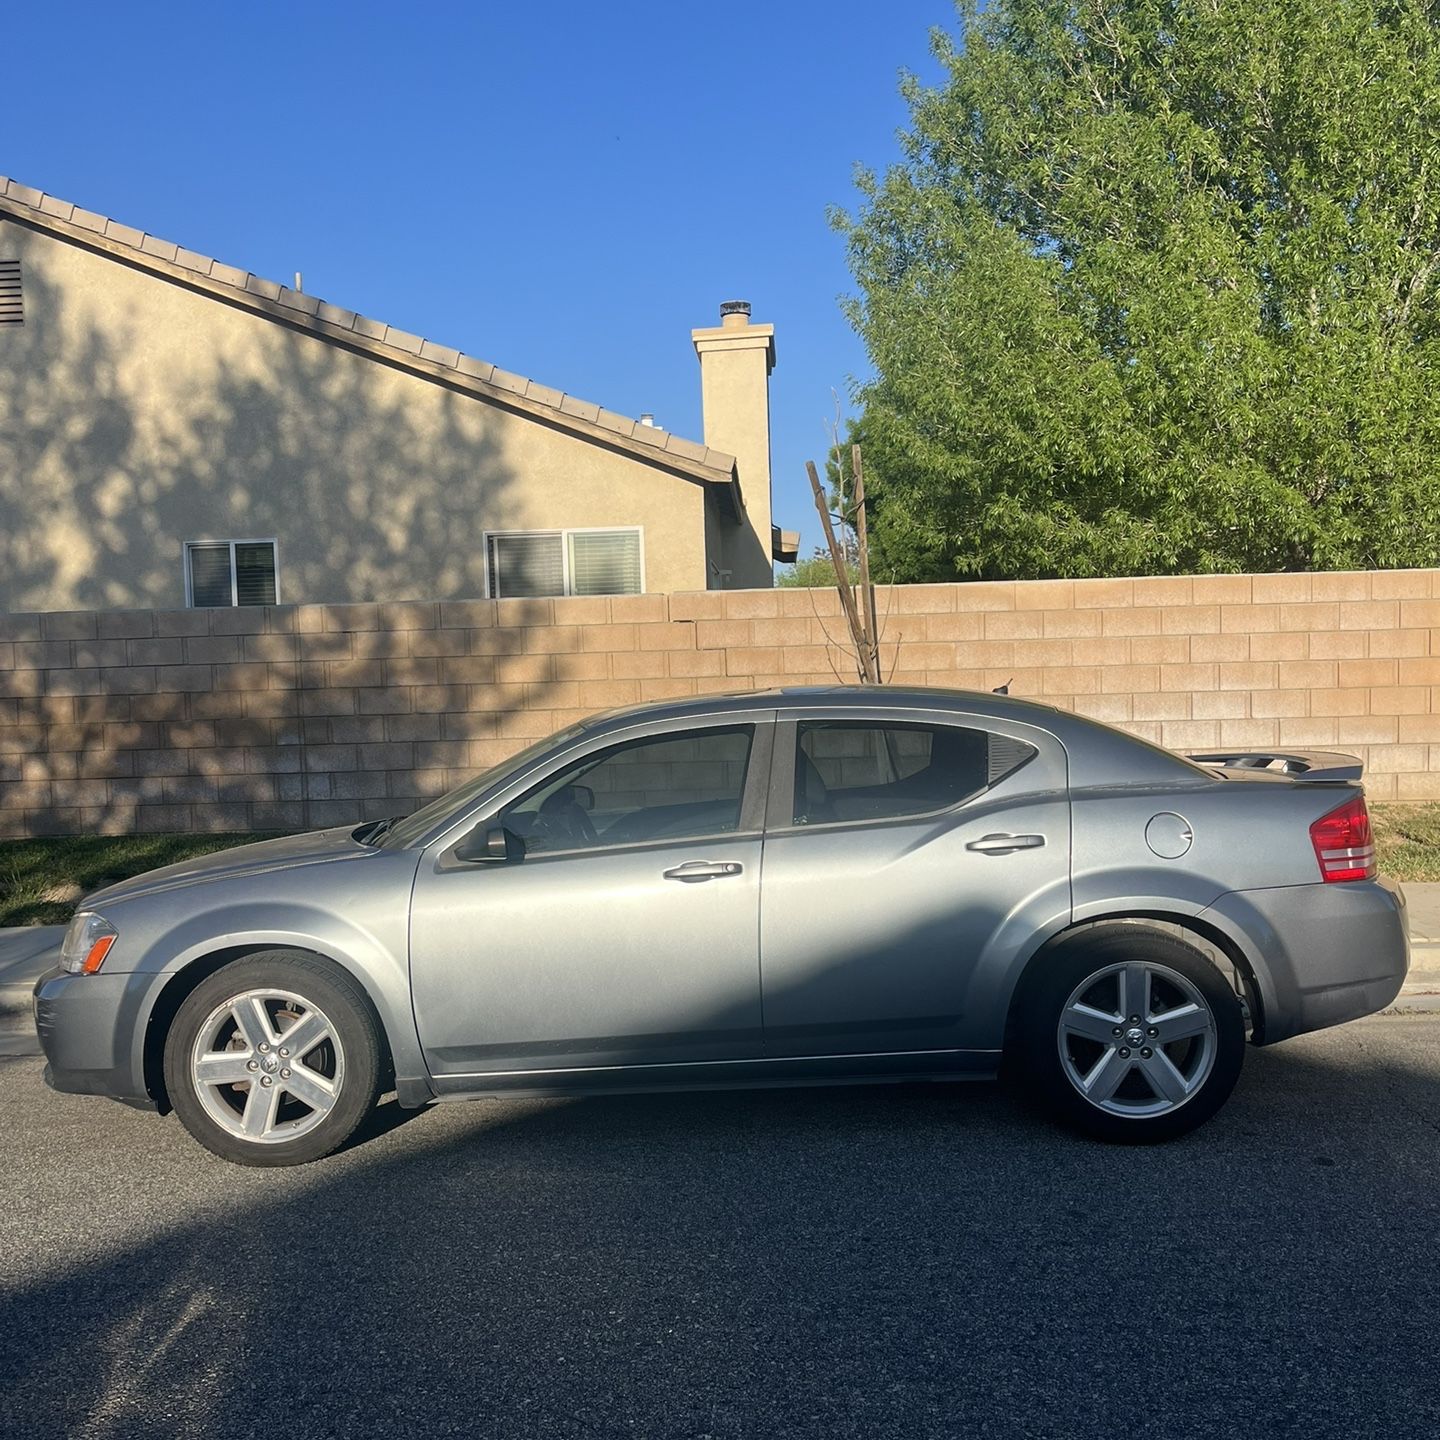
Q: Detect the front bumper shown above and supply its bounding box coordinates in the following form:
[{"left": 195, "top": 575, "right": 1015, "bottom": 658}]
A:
[
  {"left": 32, "top": 965, "right": 157, "bottom": 1108},
  {"left": 1200, "top": 877, "right": 1409, "bottom": 1044}
]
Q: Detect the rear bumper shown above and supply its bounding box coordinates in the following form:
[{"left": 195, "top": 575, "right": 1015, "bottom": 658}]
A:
[
  {"left": 1201, "top": 877, "right": 1409, "bottom": 1044},
  {"left": 32, "top": 966, "right": 156, "bottom": 1107}
]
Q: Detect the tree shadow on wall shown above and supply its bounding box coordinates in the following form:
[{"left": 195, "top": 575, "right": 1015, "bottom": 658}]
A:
[
  {"left": 1, "top": 255, "right": 525, "bottom": 609},
  {"left": 0, "top": 253, "right": 568, "bottom": 835}
]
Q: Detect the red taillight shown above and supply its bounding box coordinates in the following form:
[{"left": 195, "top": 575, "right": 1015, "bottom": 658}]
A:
[{"left": 1309, "top": 795, "right": 1375, "bottom": 883}]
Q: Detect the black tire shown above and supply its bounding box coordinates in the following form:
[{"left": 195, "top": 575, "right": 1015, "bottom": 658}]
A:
[
  {"left": 1013, "top": 925, "right": 1245, "bottom": 1143},
  {"left": 163, "top": 951, "right": 383, "bottom": 1167}
]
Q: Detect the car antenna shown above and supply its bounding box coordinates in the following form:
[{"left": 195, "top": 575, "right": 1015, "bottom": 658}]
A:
[{"left": 992, "top": 678, "right": 1012, "bottom": 695}]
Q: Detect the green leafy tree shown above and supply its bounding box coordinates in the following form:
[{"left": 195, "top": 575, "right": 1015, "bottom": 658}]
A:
[
  {"left": 839, "top": 0, "right": 1440, "bottom": 580},
  {"left": 777, "top": 553, "right": 861, "bottom": 587}
]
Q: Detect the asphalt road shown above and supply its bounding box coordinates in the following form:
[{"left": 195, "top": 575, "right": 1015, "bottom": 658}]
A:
[{"left": 2, "top": 1020, "right": 1439, "bottom": 1440}]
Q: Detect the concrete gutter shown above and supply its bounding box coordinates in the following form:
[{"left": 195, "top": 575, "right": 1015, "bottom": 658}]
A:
[{"left": 0, "top": 926, "right": 62, "bottom": 1056}]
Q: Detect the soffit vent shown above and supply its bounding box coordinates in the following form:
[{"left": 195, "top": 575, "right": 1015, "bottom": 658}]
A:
[{"left": 0, "top": 260, "right": 20, "bottom": 326}]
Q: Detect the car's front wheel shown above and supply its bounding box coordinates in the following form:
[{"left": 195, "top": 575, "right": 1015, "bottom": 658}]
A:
[
  {"left": 1016, "top": 926, "right": 1246, "bottom": 1143},
  {"left": 163, "top": 951, "right": 383, "bottom": 1166}
]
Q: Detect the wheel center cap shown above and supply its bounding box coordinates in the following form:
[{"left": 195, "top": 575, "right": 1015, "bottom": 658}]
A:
[
  {"left": 1125, "top": 1026, "right": 1146, "bottom": 1048},
  {"left": 260, "top": 1053, "right": 280, "bottom": 1074}
]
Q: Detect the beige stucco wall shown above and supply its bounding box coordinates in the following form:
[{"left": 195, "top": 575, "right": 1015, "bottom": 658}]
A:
[{"left": 0, "top": 219, "right": 711, "bottom": 611}]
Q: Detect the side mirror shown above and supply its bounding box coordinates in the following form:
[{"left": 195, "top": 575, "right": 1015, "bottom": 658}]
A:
[
  {"left": 455, "top": 825, "right": 524, "bottom": 864},
  {"left": 569, "top": 784, "right": 595, "bottom": 812}
]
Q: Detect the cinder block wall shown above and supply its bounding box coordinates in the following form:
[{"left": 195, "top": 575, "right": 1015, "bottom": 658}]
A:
[{"left": 3, "top": 569, "right": 1440, "bottom": 838}]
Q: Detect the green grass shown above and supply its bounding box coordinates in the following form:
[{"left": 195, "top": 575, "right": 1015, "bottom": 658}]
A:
[
  {"left": 1371, "top": 805, "right": 1440, "bottom": 883},
  {"left": 0, "top": 834, "right": 278, "bottom": 928}
]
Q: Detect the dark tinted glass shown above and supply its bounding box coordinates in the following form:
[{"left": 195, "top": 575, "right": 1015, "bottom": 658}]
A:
[
  {"left": 235, "top": 542, "right": 277, "bottom": 606},
  {"left": 187, "top": 544, "right": 232, "bottom": 607},
  {"left": 503, "top": 726, "right": 753, "bottom": 853},
  {"left": 793, "top": 721, "right": 1034, "bottom": 825}
]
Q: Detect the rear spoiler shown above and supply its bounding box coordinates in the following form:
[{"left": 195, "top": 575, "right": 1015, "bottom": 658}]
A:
[{"left": 1186, "top": 749, "right": 1364, "bottom": 782}]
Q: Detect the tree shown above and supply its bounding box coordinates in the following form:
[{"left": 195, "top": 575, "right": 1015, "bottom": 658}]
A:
[
  {"left": 777, "top": 553, "right": 858, "bottom": 587},
  {"left": 839, "top": 0, "right": 1440, "bottom": 580}
]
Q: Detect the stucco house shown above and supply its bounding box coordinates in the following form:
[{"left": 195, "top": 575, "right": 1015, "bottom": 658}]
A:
[{"left": 0, "top": 176, "right": 797, "bottom": 614}]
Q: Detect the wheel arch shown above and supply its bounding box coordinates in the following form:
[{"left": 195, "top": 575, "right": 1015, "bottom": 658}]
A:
[
  {"left": 1002, "top": 911, "right": 1267, "bottom": 1059},
  {"left": 141, "top": 942, "right": 397, "bottom": 1113}
]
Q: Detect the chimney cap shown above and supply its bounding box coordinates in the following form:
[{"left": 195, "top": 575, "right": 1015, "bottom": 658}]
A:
[{"left": 719, "top": 300, "right": 752, "bottom": 320}]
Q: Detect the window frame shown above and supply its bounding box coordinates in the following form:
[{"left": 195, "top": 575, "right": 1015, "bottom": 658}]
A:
[
  {"left": 183, "top": 537, "right": 281, "bottom": 609},
  {"left": 764, "top": 713, "right": 1041, "bottom": 836},
  {"left": 440, "top": 715, "right": 775, "bottom": 866},
  {"left": 481, "top": 525, "right": 645, "bottom": 600}
]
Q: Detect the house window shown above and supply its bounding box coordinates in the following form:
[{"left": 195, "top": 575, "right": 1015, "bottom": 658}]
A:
[
  {"left": 0, "top": 261, "right": 21, "bottom": 326},
  {"left": 185, "top": 540, "right": 279, "bottom": 607},
  {"left": 485, "top": 528, "right": 643, "bottom": 599}
]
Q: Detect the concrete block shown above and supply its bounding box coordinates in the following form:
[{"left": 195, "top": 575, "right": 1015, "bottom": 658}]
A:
[
  {"left": 153, "top": 609, "right": 211, "bottom": 638},
  {"left": 0, "top": 613, "right": 44, "bottom": 642},
  {"left": 667, "top": 591, "right": 725, "bottom": 622},
  {"left": 406, "top": 629, "right": 468, "bottom": 658},
  {"left": 41, "top": 612, "right": 99, "bottom": 641},
  {"left": 210, "top": 663, "right": 271, "bottom": 693},
  {"left": 385, "top": 657, "right": 440, "bottom": 687},
  {"left": 94, "top": 611, "right": 156, "bottom": 641}
]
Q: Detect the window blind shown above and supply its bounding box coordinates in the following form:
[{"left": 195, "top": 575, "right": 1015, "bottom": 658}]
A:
[
  {"left": 235, "top": 542, "right": 278, "bottom": 606},
  {"left": 569, "top": 530, "right": 642, "bottom": 596},
  {"left": 487, "top": 533, "right": 565, "bottom": 599},
  {"left": 187, "top": 544, "right": 234, "bottom": 607}
]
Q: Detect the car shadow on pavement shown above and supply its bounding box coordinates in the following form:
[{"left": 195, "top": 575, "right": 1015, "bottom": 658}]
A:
[{"left": 3, "top": 1023, "right": 1440, "bottom": 1440}]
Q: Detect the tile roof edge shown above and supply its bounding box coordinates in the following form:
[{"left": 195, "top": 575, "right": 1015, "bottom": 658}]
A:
[{"left": 0, "top": 177, "right": 740, "bottom": 490}]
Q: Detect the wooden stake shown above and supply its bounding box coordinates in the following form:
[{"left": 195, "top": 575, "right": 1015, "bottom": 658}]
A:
[
  {"left": 806, "top": 460, "right": 869, "bottom": 681},
  {"left": 853, "top": 444, "right": 880, "bottom": 683}
]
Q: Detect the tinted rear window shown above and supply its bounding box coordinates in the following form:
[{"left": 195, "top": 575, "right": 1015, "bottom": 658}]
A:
[{"left": 793, "top": 721, "right": 1035, "bottom": 825}]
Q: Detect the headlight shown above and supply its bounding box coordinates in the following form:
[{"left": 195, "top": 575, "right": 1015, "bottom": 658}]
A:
[{"left": 60, "top": 912, "right": 118, "bottom": 975}]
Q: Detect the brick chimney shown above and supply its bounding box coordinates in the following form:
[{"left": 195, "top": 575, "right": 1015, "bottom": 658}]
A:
[{"left": 692, "top": 301, "right": 776, "bottom": 588}]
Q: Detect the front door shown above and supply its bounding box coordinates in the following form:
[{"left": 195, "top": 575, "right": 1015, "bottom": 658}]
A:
[
  {"left": 758, "top": 713, "right": 1071, "bottom": 1057},
  {"left": 409, "top": 719, "right": 771, "bottom": 1084}
]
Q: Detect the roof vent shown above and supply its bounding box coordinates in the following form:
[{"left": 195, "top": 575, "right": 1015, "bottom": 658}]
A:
[
  {"left": 719, "top": 300, "right": 751, "bottom": 321},
  {"left": 0, "top": 260, "right": 21, "bottom": 326},
  {"left": 639, "top": 413, "right": 657, "bottom": 428}
]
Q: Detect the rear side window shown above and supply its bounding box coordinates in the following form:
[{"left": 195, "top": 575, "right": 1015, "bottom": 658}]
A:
[{"left": 792, "top": 721, "right": 1035, "bottom": 826}]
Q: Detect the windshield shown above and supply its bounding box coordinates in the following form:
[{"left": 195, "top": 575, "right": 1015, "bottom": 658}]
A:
[{"left": 379, "top": 722, "right": 588, "bottom": 850}]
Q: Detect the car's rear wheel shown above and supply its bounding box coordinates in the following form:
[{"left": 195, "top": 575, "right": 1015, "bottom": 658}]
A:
[
  {"left": 1016, "top": 927, "right": 1245, "bottom": 1143},
  {"left": 163, "top": 952, "right": 382, "bottom": 1166}
]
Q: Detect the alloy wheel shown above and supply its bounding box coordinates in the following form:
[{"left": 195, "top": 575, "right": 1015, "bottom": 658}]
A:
[
  {"left": 1056, "top": 960, "right": 1217, "bottom": 1118},
  {"left": 189, "top": 988, "right": 346, "bottom": 1145}
]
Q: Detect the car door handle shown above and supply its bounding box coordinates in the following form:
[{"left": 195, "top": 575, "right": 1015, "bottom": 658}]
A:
[
  {"left": 662, "top": 860, "right": 744, "bottom": 882},
  {"left": 966, "top": 833, "right": 1046, "bottom": 854}
]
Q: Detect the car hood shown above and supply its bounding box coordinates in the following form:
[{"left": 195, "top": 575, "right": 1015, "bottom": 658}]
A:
[{"left": 83, "top": 827, "right": 373, "bottom": 909}]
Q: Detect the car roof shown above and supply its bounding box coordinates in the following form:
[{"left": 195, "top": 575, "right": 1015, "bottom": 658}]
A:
[
  {"left": 580, "top": 685, "right": 1208, "bottom": 789},
  {"left": 580, "top": 685, "right": 1055, "bottom": 731}
]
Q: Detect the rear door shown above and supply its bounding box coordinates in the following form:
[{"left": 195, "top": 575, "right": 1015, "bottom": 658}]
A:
[{"left": 757, "top": 708, "right": 1071, "bottom": 1057}]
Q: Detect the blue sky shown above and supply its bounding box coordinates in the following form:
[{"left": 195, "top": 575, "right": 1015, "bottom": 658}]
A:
[{"left": 4, "top": 1, "right": 948, "bottom": 553}]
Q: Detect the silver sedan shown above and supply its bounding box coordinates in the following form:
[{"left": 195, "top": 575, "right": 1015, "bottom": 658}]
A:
[{"left": 34, "top": 686, "right": 1410, "bottom": 1164}]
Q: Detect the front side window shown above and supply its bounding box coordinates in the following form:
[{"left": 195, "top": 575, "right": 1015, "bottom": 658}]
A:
[
  {"left": 485, "top": 528, "right": 643, "bottom": 599},
  {"left": 792, "top": 721, "right": 1035, "bottom": 826},
  {"left": 500, "top": 725, "right": 753, "bottom": 854},
  {"left": 185, "top": 539, "right": 278, "bottom": 607}
]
